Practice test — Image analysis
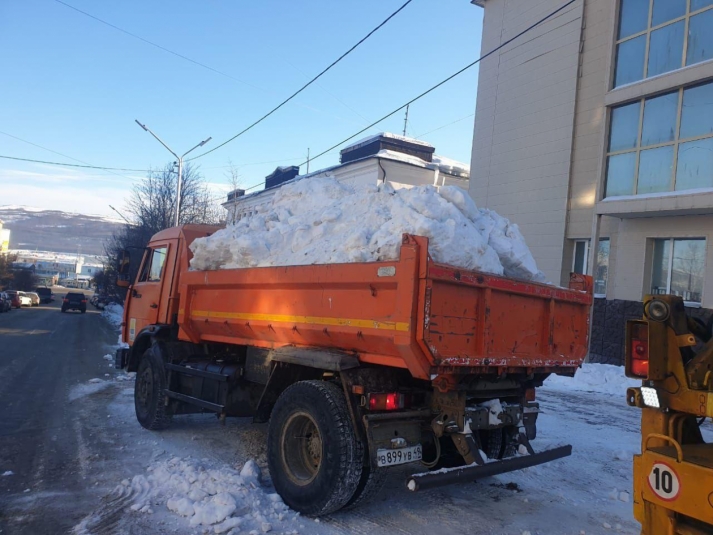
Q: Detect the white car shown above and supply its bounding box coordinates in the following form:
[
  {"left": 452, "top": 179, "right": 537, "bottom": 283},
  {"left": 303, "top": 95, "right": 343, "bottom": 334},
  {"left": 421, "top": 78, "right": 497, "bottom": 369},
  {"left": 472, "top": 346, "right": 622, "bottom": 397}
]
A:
[{"left": 17, "top": 292, "right": 32, "bottom": 307}]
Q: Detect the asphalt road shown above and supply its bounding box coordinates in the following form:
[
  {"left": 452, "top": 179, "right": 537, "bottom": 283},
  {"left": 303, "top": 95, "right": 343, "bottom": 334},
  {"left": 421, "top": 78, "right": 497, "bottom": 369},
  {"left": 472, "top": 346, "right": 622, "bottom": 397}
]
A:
[{"left": 0, "top": 292, "right": 118, "bottom": 534}]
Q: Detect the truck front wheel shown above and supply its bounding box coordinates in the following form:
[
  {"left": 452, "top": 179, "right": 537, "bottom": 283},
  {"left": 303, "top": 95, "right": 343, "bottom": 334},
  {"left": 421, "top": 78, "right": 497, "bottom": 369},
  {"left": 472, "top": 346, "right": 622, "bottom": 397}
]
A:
[
  {"left": 267, "top": 381, "right": 362, "bottom": 516},
  {"left": 134, "top": 347, "right": 172, "bottom": 430}
]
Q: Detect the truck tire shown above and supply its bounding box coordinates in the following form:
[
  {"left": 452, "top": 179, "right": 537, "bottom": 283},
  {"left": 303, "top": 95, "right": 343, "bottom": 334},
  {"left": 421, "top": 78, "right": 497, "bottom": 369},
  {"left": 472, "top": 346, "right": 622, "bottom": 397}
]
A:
[
  {"left": 343, "top": 457, "right": 387, "bottom": 510},
  {"left": 267, "top": 381, "right": 362, "bottom": 516},
  {"left": 134, "top": 347, "right": 172, "bottom": 431}
]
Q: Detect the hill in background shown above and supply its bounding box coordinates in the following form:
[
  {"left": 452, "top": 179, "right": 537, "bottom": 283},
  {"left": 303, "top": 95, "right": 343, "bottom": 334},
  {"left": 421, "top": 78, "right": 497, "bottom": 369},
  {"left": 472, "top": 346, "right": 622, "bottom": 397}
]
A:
[{"left": 0, "top": 206, "right": 123, "bottom": 256}]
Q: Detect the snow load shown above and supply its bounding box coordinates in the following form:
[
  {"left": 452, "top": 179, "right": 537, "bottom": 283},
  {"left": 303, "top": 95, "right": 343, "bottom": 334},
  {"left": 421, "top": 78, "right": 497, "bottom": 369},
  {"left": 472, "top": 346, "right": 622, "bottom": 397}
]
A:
[{"left": 190, "top": 177, "right": 546, "bottom": 282}]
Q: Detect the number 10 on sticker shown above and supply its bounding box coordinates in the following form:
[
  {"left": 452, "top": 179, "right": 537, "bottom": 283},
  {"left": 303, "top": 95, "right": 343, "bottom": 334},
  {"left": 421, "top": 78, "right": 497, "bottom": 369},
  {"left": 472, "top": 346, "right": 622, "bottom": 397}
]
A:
[{"left": 648, "top": 462, "right": 680, "bottom": 501}]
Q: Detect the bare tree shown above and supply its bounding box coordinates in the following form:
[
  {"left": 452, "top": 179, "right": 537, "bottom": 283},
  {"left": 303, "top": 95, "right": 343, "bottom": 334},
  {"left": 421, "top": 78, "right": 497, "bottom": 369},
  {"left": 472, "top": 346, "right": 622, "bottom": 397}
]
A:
[
  {"left": 103, "top": 162, "right": 223, "bottom": 297},
  {"left": 224, "top": 159, "right": 243, "bottom": 225}
]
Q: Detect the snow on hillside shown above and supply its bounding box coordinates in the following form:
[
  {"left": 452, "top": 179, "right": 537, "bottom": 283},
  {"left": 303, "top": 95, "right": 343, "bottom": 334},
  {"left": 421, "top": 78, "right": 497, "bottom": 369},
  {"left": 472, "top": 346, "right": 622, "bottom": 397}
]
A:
[{"left": 190, "top": 178, "right": 546, "bottom": 282}]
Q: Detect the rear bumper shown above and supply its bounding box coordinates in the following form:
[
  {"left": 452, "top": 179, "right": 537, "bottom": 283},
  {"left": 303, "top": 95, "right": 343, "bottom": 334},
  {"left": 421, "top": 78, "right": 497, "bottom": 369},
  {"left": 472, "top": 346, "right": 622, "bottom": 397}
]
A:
[{"left": 406, "top": 444, "right": 572, "bottom": 491}]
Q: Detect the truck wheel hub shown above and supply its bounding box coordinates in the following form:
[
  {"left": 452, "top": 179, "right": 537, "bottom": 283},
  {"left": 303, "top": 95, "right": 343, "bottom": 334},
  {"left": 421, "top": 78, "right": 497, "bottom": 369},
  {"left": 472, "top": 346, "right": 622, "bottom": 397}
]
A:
[{"left": 281, "top": 412, "right": 323, "bottom": 486}]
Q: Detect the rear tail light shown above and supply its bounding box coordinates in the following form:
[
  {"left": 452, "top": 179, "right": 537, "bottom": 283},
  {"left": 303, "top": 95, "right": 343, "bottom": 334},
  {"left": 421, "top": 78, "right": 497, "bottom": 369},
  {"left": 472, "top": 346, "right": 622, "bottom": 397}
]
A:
[
  {"left": 63, "top": 298, "right": 69, "bottom": 303},
  {"left": 81, "top": 299, "right": 87, "bottom": 303},
  {"left": 525, "top": 388, "right": 536, "bottom": 402},
  {"left": 628, "top": 321, "right": 649, "bottom": 378},
  {"left": 367, "top": 392, "right": 410, "bottom": 411}
]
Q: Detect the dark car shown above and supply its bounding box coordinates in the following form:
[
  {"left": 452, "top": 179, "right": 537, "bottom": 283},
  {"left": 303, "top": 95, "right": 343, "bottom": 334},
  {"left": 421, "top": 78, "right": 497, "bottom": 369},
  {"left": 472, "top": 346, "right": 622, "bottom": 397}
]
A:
[
  {"left": 61, "top": 292, "right": 87, "bottom": 313},
  {"left": 35, "top": 287, "right": 54, "bottom": 304},
  {"left": 5, "top": 291, "right": 22, "bottom": 309},
  {"left": 0, "top": 292, "right": 11, "bottom": 313}
]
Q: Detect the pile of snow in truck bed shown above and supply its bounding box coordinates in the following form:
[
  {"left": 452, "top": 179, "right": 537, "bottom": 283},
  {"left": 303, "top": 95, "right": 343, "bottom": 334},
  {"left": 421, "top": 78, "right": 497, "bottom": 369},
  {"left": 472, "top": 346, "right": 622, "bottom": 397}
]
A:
[{"left": 190, "top": 177, "right": 546, "bottom": 282}]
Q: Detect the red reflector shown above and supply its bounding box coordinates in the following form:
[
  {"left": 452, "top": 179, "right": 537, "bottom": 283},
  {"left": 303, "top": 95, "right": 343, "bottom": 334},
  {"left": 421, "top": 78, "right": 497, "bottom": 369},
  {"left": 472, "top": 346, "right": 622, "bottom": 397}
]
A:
[
  {"left": 368, "top": 392, "right": 406, "bottom": 411},
  {"left": 629, "top": 323, "right": 649, "bottom": 378},
  {"left": 525, "top": 388, "right": 536, "bottom": 402}
]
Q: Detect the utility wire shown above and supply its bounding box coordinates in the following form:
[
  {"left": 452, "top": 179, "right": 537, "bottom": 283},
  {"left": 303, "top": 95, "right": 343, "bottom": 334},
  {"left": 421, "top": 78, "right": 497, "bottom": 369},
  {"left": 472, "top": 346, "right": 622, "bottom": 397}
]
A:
[
  {"left": 241, "top": 0, "right": 578, "bottom": 192},
  {"left": 297, "top": 0, "right": 577, "bottom": 167},
  {"left": 0, "top": 155, "right": 151, "bottom": 173},
  {"left": 189, "top": 0, "right": 415, "bottom": 161},
  {"left": 415, "top": 113, "right": 475, "bottom": 139},
  {"left": 54, "top": 0, "right": 263, "bottom": 92}
]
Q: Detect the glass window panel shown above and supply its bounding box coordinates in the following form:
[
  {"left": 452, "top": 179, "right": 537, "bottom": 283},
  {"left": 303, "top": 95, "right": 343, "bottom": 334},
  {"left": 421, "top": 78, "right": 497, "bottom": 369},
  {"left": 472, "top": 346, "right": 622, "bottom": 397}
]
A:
[
  {"left": 615, "top": 35, "right": 646, "bottom": 87},
  {"left": 647, "top": 21, "right": 685, "bottom": 77},
  {"left": 680, "top": 82, "right": 713, "bottom": 139},
  {"left": 671, "top": 239, "right": 706, "bottom": 303},
  {"left": 691, "top": 0, "right": 713, "bottom": 11},
  {"left": 651, "top": 239, "right": 670, "bottom": 295},
  {"left": 687, "top": 10, "right": 713, "bottom": 67},
  {"left": 573, "top": 241, "right": 587, "bottom": 274},
  {"left": 606, "top": 153, "right": 637, "bottom": 196},
  {"left": 618, "top": 0, "right": 650, "bottom": 38},
  {"left": 148, "top": 247, "right": 167, "bottom": 282},
  {"left": 638, "top": 146, "right": 674, "bottom": 193},
  {"left": 641, "top": 92, "right": 678, "bottom": 146},
  {"left": 594, "top": 239, "right": 610, "bottom": 296},
  {"left": 652, "top": 0, "right": 686, "bottom": 26},
  {"left": 609, "top": 101, "right": 641, "bottom": 151},
  {"left": 676, "top": 138, "right": 713, "bottom": 191}
]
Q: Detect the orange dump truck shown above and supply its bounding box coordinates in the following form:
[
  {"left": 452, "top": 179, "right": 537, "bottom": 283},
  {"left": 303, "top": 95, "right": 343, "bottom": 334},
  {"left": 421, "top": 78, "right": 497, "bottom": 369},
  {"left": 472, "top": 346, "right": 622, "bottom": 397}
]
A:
[{"left": 115, "top": 224, "right": 592, "bottom": 516}]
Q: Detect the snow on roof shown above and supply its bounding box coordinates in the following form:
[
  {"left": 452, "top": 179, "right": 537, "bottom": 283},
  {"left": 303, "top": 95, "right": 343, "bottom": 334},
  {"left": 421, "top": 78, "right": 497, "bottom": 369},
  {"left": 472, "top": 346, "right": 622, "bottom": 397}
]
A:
[{"left": 342, "top": 132, "right": 434, "bottom": 152}]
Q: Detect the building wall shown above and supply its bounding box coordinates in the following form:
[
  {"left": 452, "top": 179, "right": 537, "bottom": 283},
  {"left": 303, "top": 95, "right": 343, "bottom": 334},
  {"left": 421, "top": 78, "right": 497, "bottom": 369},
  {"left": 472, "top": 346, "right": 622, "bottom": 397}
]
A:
[{"left": 470, "top": 0, "right": 585, "bottom": 283}]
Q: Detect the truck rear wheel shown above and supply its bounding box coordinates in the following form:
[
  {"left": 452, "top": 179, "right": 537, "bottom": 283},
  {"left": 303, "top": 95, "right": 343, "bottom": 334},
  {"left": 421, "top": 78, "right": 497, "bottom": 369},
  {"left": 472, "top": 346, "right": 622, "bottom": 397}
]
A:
[
  {"left": 134, "top": 347, "right": 172, "bottom": 430},
  {"left": 343, "top": 459, "right": 387, "bottom": 510},
  {"left": 267, "top": 381, "right": 362, "bottom": 516}
]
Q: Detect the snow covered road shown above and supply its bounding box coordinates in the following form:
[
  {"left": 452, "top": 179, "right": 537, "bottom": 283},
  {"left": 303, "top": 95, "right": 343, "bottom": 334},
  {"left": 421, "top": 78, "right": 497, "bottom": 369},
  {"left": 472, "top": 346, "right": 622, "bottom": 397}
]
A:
[{"left": 65, "top": 372, "right": 643, "bottom": 535}]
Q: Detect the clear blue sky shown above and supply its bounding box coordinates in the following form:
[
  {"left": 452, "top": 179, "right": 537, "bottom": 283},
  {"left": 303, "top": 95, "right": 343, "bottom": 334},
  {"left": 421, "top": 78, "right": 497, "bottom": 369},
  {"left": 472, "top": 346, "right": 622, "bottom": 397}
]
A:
[{"left": 0, "top": 0, "right": 483, "bottom": 217}]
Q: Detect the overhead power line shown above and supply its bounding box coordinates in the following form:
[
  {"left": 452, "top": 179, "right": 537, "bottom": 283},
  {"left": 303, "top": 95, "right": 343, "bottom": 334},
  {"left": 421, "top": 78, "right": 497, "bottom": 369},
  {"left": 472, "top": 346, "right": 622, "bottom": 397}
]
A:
[
  {"left": 415, "top": 113, "right": 475, "bottom": 139},
  {"left": 298, "top": 0, "right": 577, "bottom": 168},
  {"left": 54, "top": 0, "right": 263, "bottom": 91},
  {"left": 189, "top": 0, "right": 415, "bottom": 161},
  {"left": 239, "top": 0, "right": 578, "bottom": 193},
  {"left": 0, "top": 154, "right": 151, "bottom": 173}
]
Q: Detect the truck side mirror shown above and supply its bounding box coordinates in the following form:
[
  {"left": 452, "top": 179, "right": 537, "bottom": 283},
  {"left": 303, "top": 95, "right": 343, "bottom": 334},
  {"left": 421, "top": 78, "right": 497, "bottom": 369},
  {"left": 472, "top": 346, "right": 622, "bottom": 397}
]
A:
[{"left": 116, "top": 249, "right": 131, "bottom": 288}]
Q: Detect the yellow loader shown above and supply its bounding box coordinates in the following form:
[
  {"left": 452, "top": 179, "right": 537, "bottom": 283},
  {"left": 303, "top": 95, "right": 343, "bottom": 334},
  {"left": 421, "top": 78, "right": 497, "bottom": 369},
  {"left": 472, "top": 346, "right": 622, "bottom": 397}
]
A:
[{"left": 626, "top": 294, "right": 713, "bottom": 534}]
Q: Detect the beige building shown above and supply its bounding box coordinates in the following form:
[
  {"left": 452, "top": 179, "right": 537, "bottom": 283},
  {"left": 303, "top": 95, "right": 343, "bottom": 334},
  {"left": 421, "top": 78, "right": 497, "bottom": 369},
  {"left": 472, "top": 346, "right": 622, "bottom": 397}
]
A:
[
  {"left": 470, "top": 0, "right": 713, "bottom": 361},
  {"left": 469, "top": 0, "right": 713, "bottom": 362}
]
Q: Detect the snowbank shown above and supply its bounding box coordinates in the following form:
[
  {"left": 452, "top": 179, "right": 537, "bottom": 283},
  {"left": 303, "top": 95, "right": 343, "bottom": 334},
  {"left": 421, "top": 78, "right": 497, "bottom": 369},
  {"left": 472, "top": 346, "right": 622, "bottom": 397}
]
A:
[
  {"left": 109, "top": 457, "right": 302, "bottom": 533},
  {"left": 190, "top": 177, "right": 546, "bottom": 282},
  {"left": 102, "top": 303, "right": 124, "bottom": 329},
  {"left": 543, "top": 363, "right": 640, "bottom": 396}
]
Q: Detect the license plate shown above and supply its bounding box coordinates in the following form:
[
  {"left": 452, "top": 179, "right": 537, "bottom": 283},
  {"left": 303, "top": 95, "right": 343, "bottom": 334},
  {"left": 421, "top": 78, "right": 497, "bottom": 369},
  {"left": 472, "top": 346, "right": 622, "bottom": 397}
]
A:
[{"left": 376, "top": 444, "right": 422, "bottom": 467}]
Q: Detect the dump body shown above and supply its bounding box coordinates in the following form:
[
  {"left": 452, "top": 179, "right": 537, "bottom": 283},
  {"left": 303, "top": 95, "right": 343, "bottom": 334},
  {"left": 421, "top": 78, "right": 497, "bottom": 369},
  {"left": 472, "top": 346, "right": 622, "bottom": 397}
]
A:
[{"left": 177, "top": 234, "right": 592, "bottom": 384}]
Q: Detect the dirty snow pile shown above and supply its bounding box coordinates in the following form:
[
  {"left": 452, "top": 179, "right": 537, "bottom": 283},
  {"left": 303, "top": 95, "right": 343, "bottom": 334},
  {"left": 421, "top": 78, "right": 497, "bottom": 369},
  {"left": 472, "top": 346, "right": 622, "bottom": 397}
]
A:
[
  {"left": 190, "top": 177, "right": 546, "bottom": 282},
  {"left": 102, "top": 303, "right": 124, "bottom": 328},
  {"left": 83, "top": 456, "right": 302, "bottom": 534},
  {"left": 543, "top": 363, "right": 640, "bottom": 396}
]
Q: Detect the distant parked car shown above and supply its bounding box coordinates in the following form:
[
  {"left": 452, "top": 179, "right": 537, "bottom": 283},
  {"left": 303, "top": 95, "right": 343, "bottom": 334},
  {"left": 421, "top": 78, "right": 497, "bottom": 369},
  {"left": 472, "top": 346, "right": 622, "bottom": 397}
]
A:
[
  {"left": 17, "top": 292, "right": 32, "bottom": 307},
  {"left": 0, "top": 292, "right": 11, "bottom": 312},
  {"left": 5, "top": 291, "right": 21, "bottom": 309},
  {"left": 26, "top": 292, "right": 40, "bottom": 307},
  {"left": 35, "top": 287, "right": 54, "bottom": 304},
  {"left": 61, "top": 292, "right": 87, "bottom": 313}
]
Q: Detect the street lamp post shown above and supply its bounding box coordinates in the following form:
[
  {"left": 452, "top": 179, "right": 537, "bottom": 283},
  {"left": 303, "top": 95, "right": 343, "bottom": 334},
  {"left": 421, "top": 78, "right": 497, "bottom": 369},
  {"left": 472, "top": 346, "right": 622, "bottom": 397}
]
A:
[{"left": 135, "top": 120, "right": 211, "bottom": 227}]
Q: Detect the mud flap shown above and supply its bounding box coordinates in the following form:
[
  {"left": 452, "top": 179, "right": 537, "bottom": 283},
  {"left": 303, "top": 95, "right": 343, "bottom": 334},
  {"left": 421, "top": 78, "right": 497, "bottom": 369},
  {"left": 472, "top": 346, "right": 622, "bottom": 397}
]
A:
[{"left": 406, "top": 445, "right": 572, "bottom": 492}]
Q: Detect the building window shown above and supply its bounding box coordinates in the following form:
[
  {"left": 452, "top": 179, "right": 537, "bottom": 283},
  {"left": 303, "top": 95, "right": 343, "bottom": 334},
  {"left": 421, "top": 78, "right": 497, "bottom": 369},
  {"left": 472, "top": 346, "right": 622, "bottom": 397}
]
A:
[
  {"left": 615, "top": 0, "right": 713, "bottom": 88},
  {"left": 605, "top": 80, "right": 713, "bottom": 197},
  {"left": 651, "top": 238, "right": 705, "bottom": 304},
  {"left": 572, "top": 239, "right": 610, "bottom": 297}
]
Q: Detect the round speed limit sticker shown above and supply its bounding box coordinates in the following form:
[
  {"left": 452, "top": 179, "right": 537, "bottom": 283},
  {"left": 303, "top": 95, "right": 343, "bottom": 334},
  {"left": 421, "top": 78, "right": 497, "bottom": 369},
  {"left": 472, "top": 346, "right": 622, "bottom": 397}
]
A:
[{"left": 647, "top": 462, "right": 680, "bottom": 501}]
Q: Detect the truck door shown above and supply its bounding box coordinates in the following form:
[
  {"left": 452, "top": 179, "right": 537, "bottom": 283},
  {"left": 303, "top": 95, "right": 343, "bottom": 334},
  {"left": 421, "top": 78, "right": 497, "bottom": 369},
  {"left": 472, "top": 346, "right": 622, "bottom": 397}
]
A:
[{"left": 126, "top": 243, "right": 170, "bottom": 343}]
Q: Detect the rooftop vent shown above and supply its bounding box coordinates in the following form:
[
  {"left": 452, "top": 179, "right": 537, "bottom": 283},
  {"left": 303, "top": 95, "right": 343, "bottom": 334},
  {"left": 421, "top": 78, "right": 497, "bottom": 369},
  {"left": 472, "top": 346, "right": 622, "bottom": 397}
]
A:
[
  {"left": 339, "top": 132, "right": 435, "bottom": 165},
  {"left": 265, "top": 166, "right": 300, "bottom": 189},
  {"left": 227, "top": 189, "right": 245, "bottom": 202}
]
